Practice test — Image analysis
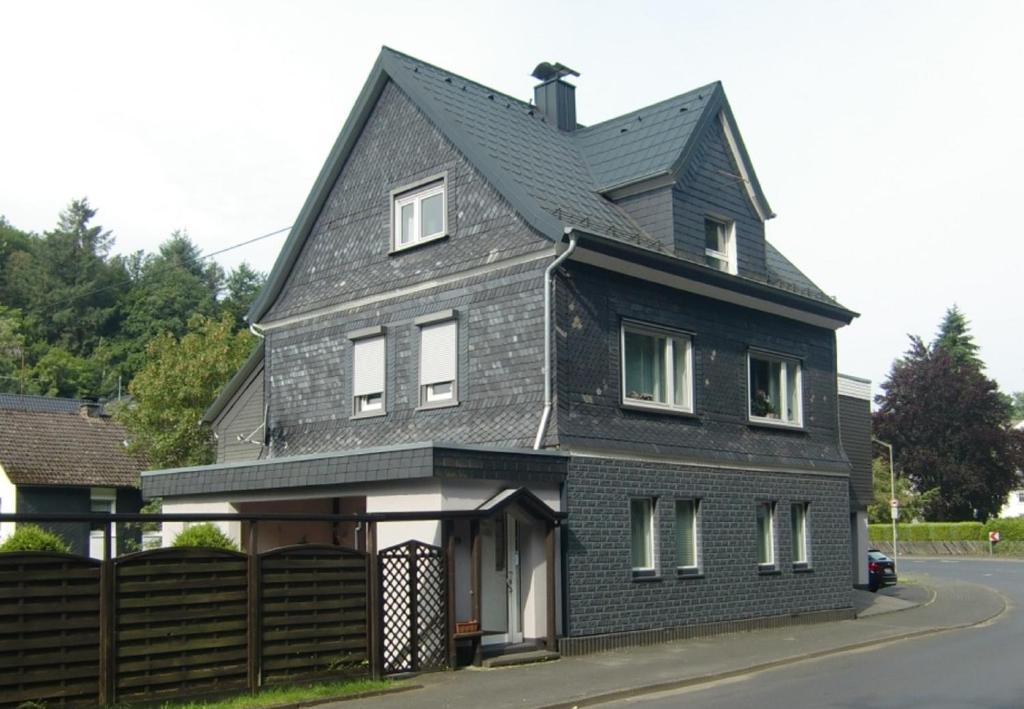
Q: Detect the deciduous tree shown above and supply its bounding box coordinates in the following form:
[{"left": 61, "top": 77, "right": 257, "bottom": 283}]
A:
[
  {"left": 874, "top": 309, "right": 1024, "bottom": 521},
  {"left": 114, "top": 314, "right": 255, "bottom": 468}
]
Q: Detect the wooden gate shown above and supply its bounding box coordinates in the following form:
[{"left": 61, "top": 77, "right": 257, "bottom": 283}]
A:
[
  {"left": 259, "top": 545, "right": 369, "bottom": 684},
  {"left": 114, "top": 547, "right": 250, "bottom": 703},
  {"left": 0, "top": 553, "right": 101, "bottom": 708},
  {"left": 378, "top": 540, "right": 447, "bottom": 674}
]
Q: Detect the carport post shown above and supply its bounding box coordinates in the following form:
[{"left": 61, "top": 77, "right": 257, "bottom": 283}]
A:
[
  {"left": 367, "top": 521, "right": 382, "bottom": 680},
  {"left": 545, "top": 522, "right": 556, "bottom": 651}
]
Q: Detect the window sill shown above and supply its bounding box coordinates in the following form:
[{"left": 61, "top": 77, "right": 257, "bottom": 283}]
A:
[
  {"left": 747, "top": 418, "right": 806, "bottom": 433},
  {"left": 389, "top": 232, "right": 449, "bottom": 255},
  {"left": 621, "top": 402, "right": 699, "bottom": 419},
  {"left": 416, "top": 400, "right": 460, "bottom": 412},
  {"left": 792, "top": 563, "right": 813, "bottom": 573},
  {"left": 350, "top": 411, "right": 386, "bottom": 421},
  {"left": 757, "top": 565, "right": 781, "bottom": 576},
  {"left": 631, "top": 572, "right": 663, "bottom": 583},
  {"left": 676, "top": 568, "right": 704, "bottom": 579}
]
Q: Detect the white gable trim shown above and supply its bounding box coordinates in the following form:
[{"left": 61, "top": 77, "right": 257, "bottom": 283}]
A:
[{"left": 718, "top": 110, "right": 770, "bottom": 223}]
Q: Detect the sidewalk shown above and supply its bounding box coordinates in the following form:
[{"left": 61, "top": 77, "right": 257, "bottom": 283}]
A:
[{"left": 329, "top": 576, "right": 1005, "bottom": 709}]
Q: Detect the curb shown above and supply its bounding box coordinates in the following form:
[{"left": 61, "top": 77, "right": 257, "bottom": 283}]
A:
[{"left": 535, "top": 582, "right": 1007, "bottom": 709}]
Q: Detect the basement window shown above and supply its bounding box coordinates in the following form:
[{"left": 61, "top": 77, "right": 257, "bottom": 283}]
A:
[
  {"left": 704, "top": 217, "right": 736, "bottom": 274},
  {"left": 393, "top": 179, "right": 446, "bottom": 250}
]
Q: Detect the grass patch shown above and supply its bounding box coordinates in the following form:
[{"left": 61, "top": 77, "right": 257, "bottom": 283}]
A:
[{"left": 146, "top": 678, "right": 402, "bottom": 709}]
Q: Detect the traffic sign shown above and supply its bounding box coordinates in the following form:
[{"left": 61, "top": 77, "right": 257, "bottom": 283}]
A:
[
  {"left": 989, "top": 531, "right": 1001, "bottom": 543},
  {"left": 890, "top": 499, "right": 899, "bottom": 508}
]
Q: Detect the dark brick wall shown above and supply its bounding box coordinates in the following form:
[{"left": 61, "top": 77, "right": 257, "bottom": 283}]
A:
[
  {"left": 266, "top": 259, "right": 552, "bottom": 455},
  {"left": 839, "top": 394, "right": 873, "bottom": 509},
  {"left": 555, "top": 262, "right": 848, "bottom": 471},
  {"left": 263, "top": 80, "right": 548, "bottom": 323},
  {"left": 672, "top": 119, "right": 768, "bottom": 279},
  {"left": 17, "top": 486, "right": 90, "bottom": 555},
  {"left": 564, "top": 456, "right": 852, "bottom": 637}
]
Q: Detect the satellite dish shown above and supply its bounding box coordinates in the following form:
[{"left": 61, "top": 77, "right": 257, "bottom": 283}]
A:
[{"left": 531, "top": 62, "right": 580, "bottom": 82}]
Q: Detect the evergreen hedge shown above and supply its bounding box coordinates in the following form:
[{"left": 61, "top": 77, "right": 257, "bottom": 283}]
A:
[
  {"left": 0, "top": 524, "right": 72, "bottom": 553},
  {"left": 171, "top": 523, "right": 240, "bottom": 551},
  {"left": 869, "top": 518, "right": 1024, "bottom": 542}
]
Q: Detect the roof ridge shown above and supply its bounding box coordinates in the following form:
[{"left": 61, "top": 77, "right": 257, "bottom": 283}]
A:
[
  {"left": 382, "top": 46, "right": 534, "bottom": 111},
  {"left": 576, "top": 80, "right": 722, "bottom": 133}
]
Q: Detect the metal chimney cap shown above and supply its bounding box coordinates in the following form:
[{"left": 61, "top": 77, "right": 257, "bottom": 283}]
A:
[{"left": 531, "top": 62, "right": 580, "bottom": 82}]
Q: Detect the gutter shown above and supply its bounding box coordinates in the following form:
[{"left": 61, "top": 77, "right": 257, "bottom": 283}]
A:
[{"left": 533, "top": 230, "right": 579, "bottom": 450}]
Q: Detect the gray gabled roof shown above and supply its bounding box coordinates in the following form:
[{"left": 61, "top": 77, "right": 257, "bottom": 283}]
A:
[{"left": 248, "top": 47, "right": 835, "bottom": 324}]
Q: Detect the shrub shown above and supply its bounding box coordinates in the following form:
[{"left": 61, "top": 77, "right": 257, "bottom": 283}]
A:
[
  {"left": 171, "top": 523, "right": 239, "bottom": 551},
  {"left": 0, "top": 524, "right": 71, "bottom": 553},
  {"left": 868, "top": 522, "right": 985, "bottom": 542}
]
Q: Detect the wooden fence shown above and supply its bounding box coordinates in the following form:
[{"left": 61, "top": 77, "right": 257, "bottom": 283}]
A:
[{"left": 0, "top": 545, "right": 370, "bottom": 708}]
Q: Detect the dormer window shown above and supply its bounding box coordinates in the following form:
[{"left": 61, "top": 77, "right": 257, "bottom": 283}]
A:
[
  {"left": 704, "top": 217, "right": 736, "bottom": 274},
  {"left": 393, "top": 178, "right": 446, "bottom": 251}
]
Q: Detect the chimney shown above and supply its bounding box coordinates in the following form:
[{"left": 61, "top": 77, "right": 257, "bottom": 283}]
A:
[
  {"left": 532, "top": 62, "right": 580, "bottom": 132},
  {"left": 79, "top": 397, "right": 102, "bottom": 418}
]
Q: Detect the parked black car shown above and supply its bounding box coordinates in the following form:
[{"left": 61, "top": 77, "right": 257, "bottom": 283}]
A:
[{"left": 868, "top": 549, "right": 897, "bottom": 591}]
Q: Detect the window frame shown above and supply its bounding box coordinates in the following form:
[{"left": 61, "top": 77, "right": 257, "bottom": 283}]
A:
[
  {"left": 416, "top": 313, "right": 459, "bottom": 410},
  {"left": 791, "top": 502, "right": 810, "bottom": 568},
  {"left": 675, "top": 498, "right": 701, "bottom": 575},
  {"left": 747, "top": 350, "right": 803, "bottom": 428},
  {"left": 756, "top": 500, "right": 777, "bottom": 570},
  {"left": 620, "top": 320, "right": 695, "bottom": 414},
  {"left": 349, "top": 329, "right": 387, "bottom": 419},
  {"left": 704, "top": 216, "right": 737, "bottom": 275},
  {"left": 391, "top": 176, "right": 447, "bottom": 252},
  {"left": 630, "top": 497, "right": 657, "bottom": 577}
]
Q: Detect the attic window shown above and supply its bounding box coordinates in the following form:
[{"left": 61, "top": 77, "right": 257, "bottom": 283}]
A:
[
  {"left": 392, "top": 178, "right": 447, "bottom": 251},
  {"left": 704, "top": 217, "right": 736, "bottom": 275}
]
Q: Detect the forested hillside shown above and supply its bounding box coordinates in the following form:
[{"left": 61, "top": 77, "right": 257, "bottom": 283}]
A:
[{"left": 0, "top": 199, "right": 264, "bottom": 400}]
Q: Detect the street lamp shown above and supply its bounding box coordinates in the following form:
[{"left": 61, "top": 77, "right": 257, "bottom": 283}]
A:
[{"left": 872, "top": 437, "right": 897, "bottom": 573}]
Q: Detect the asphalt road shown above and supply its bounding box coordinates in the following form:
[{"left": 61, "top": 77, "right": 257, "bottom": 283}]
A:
[{"left": 608, "top": 558, "right": 1024, "bottom": 709}]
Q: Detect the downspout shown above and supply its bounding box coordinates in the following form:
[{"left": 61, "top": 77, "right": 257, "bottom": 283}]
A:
[
  {"left": 533, "top": 230, "right": 579, "bottom": 450},
  {"left": 247, "top": 320, "right": 268, "bottom": 458}
]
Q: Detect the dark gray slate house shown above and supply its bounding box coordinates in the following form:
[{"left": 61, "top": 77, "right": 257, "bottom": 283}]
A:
[
  {"left": 0, "top": 394, "right": 145, "bottom": 556},
  {"left": 142, "top": 48, "right": 870, "bottom": 654}
]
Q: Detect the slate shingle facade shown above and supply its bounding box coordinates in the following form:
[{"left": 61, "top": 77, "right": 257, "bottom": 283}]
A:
[{"left": 152, "top": 48, "right": 868, "bottom": 647}]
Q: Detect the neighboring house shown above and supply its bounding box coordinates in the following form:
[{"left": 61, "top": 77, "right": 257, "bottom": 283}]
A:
[
  {"left": 142, "top": 48, "right": 870, "bottom": 652},
  {"left": 998, "top": 421, "right": 1024, "bottom": 518},
  {"left": 0, "top": 394, "right": 145, "bottom": 556}
]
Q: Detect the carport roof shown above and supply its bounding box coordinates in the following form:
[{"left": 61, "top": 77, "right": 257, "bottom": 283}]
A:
[{"left": 141, "top": 442, "right": 567, "bottom": 499}]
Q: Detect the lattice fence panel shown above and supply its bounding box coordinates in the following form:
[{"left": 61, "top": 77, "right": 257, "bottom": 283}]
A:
[
  {"left": 260, "top": 545, "right": 369, "bottom": 684},
  {"left": 114, "top": 547, "right": 249, "bottom": 702},
  {"left": 379, "top": 540, "right": 447, "bottom": 674},
  {"left": 0, "top": 553, "right": 101, "bottom": 708}
]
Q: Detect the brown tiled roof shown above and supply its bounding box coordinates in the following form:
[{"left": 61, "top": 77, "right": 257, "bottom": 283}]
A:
[{"left": 0, "top": 408, "right": 145, "bottom": 488}]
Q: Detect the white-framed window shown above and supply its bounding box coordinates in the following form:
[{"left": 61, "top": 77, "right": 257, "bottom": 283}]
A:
[
  {"left": 791, "top": 502, "right": 809, "bottom": 565},
  {"left": 748, "top": 352, "right": 802, "bottom": 426},
  {"left": 393, "top": 180, "right": 446, "bottom": 250},
  {"left": 630, "top": 497, "right": 656, "bottom": 575},
  {"left": 675, "top": 499, "right": 699, "bottom": 573},
  {"left": 352, "top": 334, "right": 386, "bottom": 416},
  {"left": 419, "top": 318, "right": 458, "bottom": 407},
  {"left": 89, "top": 488, "right": 117, "bottom": 560},
  {"left": 621, "top": 321, "right": 693, "bottom": 413},
  {"left": 704, "top": 217, "right": 736, "bottom": 274},
  {"left": 756, "top": 501, "right": 776, "bottom": 568}
]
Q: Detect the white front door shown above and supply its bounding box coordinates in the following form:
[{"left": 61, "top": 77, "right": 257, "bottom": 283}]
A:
[
  {"left": 506, "top": 516, "right": 523, "bottom": 644},
  {"left": 481, "top": 514, "right": 523, "bottom": 645}
]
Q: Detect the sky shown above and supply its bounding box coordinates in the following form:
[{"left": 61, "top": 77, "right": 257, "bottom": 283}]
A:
[{"left": 1, "top": 0, "right": 1021, "bottom": 397}]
